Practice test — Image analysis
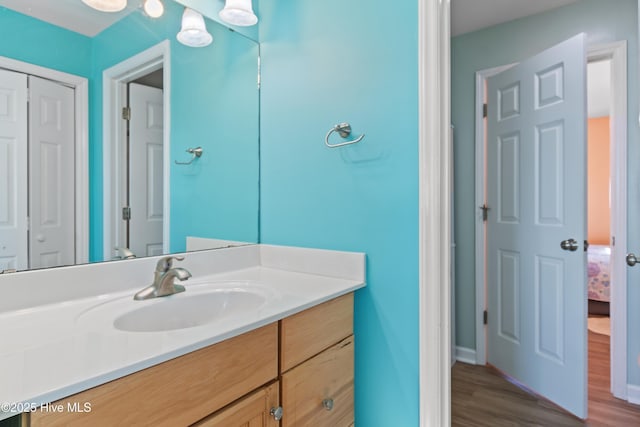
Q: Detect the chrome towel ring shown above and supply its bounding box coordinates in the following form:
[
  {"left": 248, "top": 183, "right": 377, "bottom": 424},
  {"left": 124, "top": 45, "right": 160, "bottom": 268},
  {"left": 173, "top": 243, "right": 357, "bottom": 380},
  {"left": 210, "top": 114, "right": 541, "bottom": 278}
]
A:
[
  {"left": 175, "top": 147, "right": 203, "bottom": 165},
  {"left": 325, "top": 123, "right": 365, "bottom": 148}
]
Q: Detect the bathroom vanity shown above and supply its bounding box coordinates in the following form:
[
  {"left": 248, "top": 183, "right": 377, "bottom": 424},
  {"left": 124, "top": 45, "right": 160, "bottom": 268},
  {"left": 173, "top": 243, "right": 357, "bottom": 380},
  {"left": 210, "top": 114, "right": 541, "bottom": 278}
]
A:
[{"left": 0, "top": 245, "right": 364, "bottom": 427}]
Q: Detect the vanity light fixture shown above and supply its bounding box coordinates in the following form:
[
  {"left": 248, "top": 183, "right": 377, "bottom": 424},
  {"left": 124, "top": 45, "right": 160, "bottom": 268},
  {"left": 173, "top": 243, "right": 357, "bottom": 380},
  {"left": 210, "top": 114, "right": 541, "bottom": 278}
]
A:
[
  {"left": 143, "top": 0, "right": 164, "bottom": 18},
  {"left": 81, "top": 0, "right": 127, "bottom": 13},
  {"left": 177, "top": 8, "right": 213, "bottom": 47},
  {"left": 219, "top": 0, "right": 258, "bottom": 27}
]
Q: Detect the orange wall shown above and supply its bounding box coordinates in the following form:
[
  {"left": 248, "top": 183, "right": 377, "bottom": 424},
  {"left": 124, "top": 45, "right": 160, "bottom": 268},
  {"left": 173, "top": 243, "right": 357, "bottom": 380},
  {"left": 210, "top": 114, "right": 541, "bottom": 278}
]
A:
[{"left": 588, "top": 117, "right": 610, "bottom": 245}]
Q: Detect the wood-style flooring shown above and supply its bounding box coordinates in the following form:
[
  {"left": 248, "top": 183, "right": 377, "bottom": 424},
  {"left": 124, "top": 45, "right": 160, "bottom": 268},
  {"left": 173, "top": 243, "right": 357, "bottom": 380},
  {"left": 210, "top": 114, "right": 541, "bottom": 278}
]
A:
[{"left": 452, "top": 330, "right": 640, "bottom": 426}]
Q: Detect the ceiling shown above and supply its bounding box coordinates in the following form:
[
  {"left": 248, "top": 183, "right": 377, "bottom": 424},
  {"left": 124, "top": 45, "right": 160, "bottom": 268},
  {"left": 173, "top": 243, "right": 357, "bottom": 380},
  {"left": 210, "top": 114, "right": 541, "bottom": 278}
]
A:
[
  {"left": 0, "top": 0, "right": 141, "bottom": 37},
  {"left": 451, "top": 0, "right": 581, "bottom": 37}
]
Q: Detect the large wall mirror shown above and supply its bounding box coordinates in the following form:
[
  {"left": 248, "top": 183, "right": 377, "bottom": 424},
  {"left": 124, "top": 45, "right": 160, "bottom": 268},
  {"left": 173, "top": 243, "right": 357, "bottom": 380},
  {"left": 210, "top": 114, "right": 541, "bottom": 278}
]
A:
[{"left": 0, "top": 0, "right": 259, "bottom": 272}]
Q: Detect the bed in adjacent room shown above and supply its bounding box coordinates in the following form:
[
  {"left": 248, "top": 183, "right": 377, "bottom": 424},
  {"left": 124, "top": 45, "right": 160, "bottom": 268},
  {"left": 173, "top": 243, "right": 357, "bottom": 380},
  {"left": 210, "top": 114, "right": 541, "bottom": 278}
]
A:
[{"left": 588, "top": 244, "right": 611, "bottom": 315}]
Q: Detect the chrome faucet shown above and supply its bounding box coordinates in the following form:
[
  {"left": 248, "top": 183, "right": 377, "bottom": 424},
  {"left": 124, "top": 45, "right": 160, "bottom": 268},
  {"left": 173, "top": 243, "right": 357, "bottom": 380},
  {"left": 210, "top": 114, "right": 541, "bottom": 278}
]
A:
[{"left": 133, "top": 256, "right": 192, "bottom": 300}]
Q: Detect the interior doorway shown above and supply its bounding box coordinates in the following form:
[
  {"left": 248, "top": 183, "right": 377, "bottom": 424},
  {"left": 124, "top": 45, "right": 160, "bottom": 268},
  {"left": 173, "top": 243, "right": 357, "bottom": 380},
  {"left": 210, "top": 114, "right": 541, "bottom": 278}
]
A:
[
  {"left": 472, "top": 41, "right": 628, "bottom": 412},
  {"left": 103, "top": 41, "right": 171, "bottom": 261},
  {"left": 124, "top": 70, "right": 164, "bottom": 258}
]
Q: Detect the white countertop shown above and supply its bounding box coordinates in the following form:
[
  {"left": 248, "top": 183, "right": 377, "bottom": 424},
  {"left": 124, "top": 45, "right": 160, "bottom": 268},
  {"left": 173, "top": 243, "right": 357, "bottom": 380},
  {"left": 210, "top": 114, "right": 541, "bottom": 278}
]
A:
[{"left": 0, "top": 245, "right": 365, "bottom": 420}]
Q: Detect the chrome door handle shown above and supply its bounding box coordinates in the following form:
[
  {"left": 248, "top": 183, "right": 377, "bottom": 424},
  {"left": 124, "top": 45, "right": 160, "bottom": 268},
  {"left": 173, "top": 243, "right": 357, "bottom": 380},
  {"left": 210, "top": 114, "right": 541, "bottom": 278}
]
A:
[
  {"left": 560, "top": 238, "right": 579, "bottom": 252},
  {"left": 627, "top": 253, "right": 640, "bottom": 266}
]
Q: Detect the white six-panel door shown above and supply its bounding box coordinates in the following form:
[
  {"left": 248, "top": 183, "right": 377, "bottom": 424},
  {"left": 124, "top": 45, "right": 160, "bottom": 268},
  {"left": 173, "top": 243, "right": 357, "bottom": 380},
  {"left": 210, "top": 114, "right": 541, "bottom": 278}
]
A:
[
  {"left": 128, "top": 83, "right": 164, "bottom": 257},
  {"left": 486, "top": 34, "right": 588, "bottom": 418},
  {"left": 28, "top": 75, "right": 75, "bottom": 269},
  {"left": 0, "top": 69, "right": 28, "bottom": 271}
]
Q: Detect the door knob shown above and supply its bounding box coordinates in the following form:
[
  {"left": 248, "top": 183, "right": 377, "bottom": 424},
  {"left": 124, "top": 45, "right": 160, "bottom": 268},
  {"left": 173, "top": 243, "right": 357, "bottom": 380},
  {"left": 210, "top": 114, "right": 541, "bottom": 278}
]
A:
[
  {"left": 627, "top": 253, "right": 640, "bottom": 267},
  {"left": 270, "top": 406, "right": 283, "bottom": 421},
  {"left": 322, "top": 398, "right": 334, "bottom": 411},
  {"left": 560, "top": 238, "right": 579, "bottom": 252}
]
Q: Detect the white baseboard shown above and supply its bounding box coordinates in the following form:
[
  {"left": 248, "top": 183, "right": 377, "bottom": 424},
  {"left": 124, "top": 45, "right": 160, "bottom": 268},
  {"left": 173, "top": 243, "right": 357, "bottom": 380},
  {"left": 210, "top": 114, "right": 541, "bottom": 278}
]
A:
[
  {"left": 455, "top": 346, "right": 477, "bottom": 365},
  {"left": 626, "top": 384, "right": 640, "bottom": 405}
]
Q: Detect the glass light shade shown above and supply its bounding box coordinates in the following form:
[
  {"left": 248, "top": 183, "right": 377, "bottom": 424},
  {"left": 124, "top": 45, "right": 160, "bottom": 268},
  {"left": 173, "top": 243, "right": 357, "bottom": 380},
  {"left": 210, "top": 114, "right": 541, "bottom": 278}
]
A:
[
  {"left": 219, "top": 0, "right": 258, "bottom": 27},
  {"left": 177, "top": 8, "right": 213, "bottom": 47},
  {"left": 143, "top": 0, "right": 164, "bottom": 18},
  {"left": 81, "top": 0, "right": 127, "bottom": 12}
]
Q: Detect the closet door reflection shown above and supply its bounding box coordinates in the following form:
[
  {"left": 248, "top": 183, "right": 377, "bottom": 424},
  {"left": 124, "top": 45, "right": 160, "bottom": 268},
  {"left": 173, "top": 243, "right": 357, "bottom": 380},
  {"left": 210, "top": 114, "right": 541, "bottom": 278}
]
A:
[
  {"left": 28, "top": 76, "right": 75, "bottom": 269},
  {"left": 0, "top": 69, "right": 27, "bottom": 271},
  {"left": 0, "top": 70, "right": 75, "bottom": 271}
]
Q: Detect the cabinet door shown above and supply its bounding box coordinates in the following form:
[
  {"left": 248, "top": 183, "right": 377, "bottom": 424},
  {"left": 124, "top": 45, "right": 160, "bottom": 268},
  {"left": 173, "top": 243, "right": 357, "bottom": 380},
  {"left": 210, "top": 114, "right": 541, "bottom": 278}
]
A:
[
  {"left": 193, "top": 382, "right": 280, "bottom": 427},
  {"left": 282, "top": 335, "right": 354, "bottom": 427},
  {"left": 281, "top": 293, "right": 353, "bottom": 372}
]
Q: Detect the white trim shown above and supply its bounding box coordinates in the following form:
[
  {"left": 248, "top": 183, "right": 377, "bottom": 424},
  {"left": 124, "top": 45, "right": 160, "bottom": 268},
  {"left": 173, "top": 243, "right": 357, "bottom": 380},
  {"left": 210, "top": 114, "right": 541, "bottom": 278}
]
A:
[
  {"left": 455, "top": 346, "right": 477, "bottom": 365},
  {"left": 587, "top": 41, "right": 628, "bottom": 400},
  {"left": 419, "top": 0, "right": 451, "bottom": 426},
  {"left": 0, "top": 56, "right": 89, "bottom": 265},
  {"left": 103, "top": 41, "right": 171, "bottom": 261},
  {"left": 473, "top": 41, "right": 629, "bottom": 402},
  {"left": 627, "top": 385, "right": 640, "bottom": 405},
  {"left": 473, "top": 64, "right": 514, "bottom": 367}
]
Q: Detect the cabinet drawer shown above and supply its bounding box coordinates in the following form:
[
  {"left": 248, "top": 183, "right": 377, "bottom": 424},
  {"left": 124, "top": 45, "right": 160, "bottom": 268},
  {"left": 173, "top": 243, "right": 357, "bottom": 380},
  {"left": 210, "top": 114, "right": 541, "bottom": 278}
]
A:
[
  {"left": 280, "top": 293, "right": 353, "bottom": 372},
  {"left": 193, "top": 381, "right": 280, "bottom": 427},
  {"left": 281, "top": 335, "right": 354, "bottom": 427},
  {"left": 30, "top": 323, "right": 278, "bottom": 427}
]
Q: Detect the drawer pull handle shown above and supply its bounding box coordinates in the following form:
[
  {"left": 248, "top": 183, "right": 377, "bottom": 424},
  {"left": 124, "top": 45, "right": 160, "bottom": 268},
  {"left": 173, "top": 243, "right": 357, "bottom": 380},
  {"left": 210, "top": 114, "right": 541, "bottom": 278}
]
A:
[
  {"left": 270, "top": 406, "right": 283, "bottom": 421},
  {"left": 322, "top": 398, "right": 334, "bottom": 411}
]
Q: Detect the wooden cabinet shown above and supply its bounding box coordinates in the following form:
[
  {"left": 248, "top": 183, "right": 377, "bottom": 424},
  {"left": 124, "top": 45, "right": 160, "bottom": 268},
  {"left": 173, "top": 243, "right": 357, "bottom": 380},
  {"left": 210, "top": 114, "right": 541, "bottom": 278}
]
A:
[
  {"left": 280, "top": 293, "right": 353, "bottom": 372},
  {"left": 193, "top": 382, "right": 280, "bottom": 427},
  {"left": 282, "top": 336, "right": 354, "bottom": 427},
  {"left": 280, "top": 293, "right": 354, "bottom": 427},
  {"left": 26, "top": 293, "right": 355, "bottom": 427},
  {"left": 29, "top": 324, "right": 278, "bottom": 427}
]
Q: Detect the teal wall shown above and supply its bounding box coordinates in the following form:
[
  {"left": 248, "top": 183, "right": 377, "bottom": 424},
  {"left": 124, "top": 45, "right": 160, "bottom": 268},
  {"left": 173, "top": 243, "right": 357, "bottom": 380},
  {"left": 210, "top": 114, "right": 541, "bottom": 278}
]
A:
[
  {"left": 451, "top": 0, "right": 640, "bottom": 384},
  {"left": 90, "top": 1, "right": 259, "bottom": 258},
  {"left": 0, "top": 7, "right": 91, "bottom": 77},
  {"left": 258, "top": 0, "right": 419, "bottom": 425}
]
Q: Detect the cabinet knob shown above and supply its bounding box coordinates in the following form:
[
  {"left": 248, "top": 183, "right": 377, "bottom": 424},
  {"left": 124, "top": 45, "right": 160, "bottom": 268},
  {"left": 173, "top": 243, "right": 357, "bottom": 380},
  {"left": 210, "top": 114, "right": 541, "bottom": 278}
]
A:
[
  {"left": 322, "top": 398, "right": 334, "bottom": 411},
  {"left": 270, "top": 406, "right": 283, "bottom": 421}
]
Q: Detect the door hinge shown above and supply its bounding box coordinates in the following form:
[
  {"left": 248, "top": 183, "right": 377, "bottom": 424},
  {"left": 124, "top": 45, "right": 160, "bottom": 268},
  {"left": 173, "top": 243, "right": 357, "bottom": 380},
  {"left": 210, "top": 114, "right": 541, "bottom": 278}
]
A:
[
  {"left": 122, "top": 107, "right": 131, "bottom": 121},
  {"left": 480, "top": 204, "right": 490, "bottom": 222},
  {"left": 483, "top": 310, "right": 488, "bottom": 325},
  {"left": 122, "top": 206, "right": 131, "bottom": 221},
  {"left": 483, "top": 103, "right": 488, "bottom": 118},
  {"left": 612, "top": 236, "right": 616, "bottom": 246},
  {"left": 257, "top": 55, "right": 261, "bottom": 89}
]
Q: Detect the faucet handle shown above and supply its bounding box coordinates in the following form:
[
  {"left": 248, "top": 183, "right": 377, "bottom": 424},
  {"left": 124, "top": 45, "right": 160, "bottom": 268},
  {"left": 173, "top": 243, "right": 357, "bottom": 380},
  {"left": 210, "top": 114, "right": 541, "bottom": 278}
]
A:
[
  {"left": 114, "top": 247, "right": 136, "bottom": 259},
  {"left": 155, "top": 255, "right": 185, "bottom": 272}
]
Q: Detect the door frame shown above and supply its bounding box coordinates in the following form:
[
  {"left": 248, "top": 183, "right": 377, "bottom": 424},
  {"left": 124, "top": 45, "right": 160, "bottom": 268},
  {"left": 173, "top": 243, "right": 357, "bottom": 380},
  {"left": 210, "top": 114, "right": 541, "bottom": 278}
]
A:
[
  {"left": 0, "top": 55, "right": 89, "bottom": 266},
  {"left": 473, "top": 41, "right": 628, "bottom": 399},
  {"left": 418, "top": 0, "right": 451, "bottom": 426},
  {"left": 102, "top": 40, "right": 171, "bottom": 260}
]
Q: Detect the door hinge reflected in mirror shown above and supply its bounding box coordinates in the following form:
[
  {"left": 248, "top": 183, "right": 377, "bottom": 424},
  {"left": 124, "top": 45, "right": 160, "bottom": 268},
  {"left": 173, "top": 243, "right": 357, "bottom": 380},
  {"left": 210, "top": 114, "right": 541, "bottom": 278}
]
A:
[
  {"left": 122, "top": 106, "right": 131, "bottom": 121},
  {"left": 483, "top": 310, "right": 488, "bottom": 325},
  {"left": 480, "top": 204, "right": 490, "bottom": 222},
  {"left": 122, "top": 206, "right": 131, "bottom": 221},
  {"left": 483, "top": 103, "right": 488, "bottom": 118}
]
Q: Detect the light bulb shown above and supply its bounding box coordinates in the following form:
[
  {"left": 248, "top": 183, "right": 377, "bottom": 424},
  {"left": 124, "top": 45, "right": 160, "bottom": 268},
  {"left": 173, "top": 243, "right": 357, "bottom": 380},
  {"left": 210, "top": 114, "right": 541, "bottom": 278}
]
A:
[
  {"left": 81, "top": 0, "right": 127, "bottom": 12},
  {"left": 177, "top": 8, "right": 213, "bottom": 48},
  {"left": 143, "top": 0, "right": 164, "bottom": 18},
  {"left": 219, "top": 0, "right": 258, "bottom": 26}
]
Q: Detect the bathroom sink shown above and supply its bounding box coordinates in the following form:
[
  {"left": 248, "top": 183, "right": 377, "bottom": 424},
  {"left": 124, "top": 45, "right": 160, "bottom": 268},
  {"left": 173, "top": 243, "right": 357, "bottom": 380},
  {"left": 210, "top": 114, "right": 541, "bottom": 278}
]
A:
[
  {"left": 75, "top": 283, "right": 273, "bottom": 333},
  {"left": 113, "top": 288, "right": 267, "bottom": 332}
]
